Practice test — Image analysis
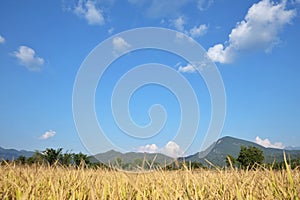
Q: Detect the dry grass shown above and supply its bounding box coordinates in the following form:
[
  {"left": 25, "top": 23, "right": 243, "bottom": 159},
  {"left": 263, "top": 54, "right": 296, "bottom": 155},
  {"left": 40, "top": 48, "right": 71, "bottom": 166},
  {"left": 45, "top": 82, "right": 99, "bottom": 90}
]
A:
[{"left": 0, "top": 162, "right": 299, "bottom": 200}]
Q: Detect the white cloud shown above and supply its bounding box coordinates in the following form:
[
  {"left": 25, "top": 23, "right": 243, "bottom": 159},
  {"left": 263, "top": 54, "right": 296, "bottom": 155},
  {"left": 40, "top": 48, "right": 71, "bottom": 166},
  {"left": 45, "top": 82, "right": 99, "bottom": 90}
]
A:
[
  {"left": 74, "top": 0, "right": 104, "bottom": 25},
  {"left": 161, "top": 141, "right": 184, "bottom": 157},
  {"left": 136, "top": 141, "right": 183, "bottom": 158},
  {"left": 173, "top": 16, "right": 185, "bottom": 31},
  {"left": 112, "top": 36, "right": 131, "bottom": 56},
  {"left": 137, "top": 144, "right": 159, "bottom": 153},
  {"left": 255, "top": 136, "right": 284, "bottom": 149},
  {"left": 39, "top": 130, "right": 56, "bottom": 140},
  {"left": 207, "top": 44, "right": 234, "bottom": 64},
  {"left": 189, "top": 24, "right": 208, "bottom": 38},
  {"left": 13, "top": 46, "right": 44, "bottom": 71},
  {"left": 146, "top": 1, "right": 191, "bottom": 18},
  {"left": 208, "top": 0, "right": 296, "bottom": 63},
  {"left": 197, "top": 0, "right": 213, "bottom": 11},
  {"left": 178, "top": 63, "right": 196, "bottom": 73},
  {"left": 129, "top": 0, "right": 214, "bottom": 18},
  {"left": 108, "top": 27, "right": 114, "bottom": 34},
  {"left": 0, "top": 35, "right": 5, "bottom": 44},
  {"left": 172, "top": 16, "right": 208, "bottom": 39},
  {"left": 177, "top": 61, "right": 208, "bottom": 73}
]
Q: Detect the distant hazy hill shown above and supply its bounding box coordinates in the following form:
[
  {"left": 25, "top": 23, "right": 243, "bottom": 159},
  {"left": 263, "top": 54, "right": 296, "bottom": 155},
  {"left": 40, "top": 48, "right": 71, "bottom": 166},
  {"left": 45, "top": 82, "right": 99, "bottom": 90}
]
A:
[
  {"left": 89, "top": 150, "right": 174, "bottom": 165},
  {"left": 182, "top": 136, "right": 300, "bottom": 166},
  {"left": 285, "top": 146, "right": 300, "bottom": 150},
  {"left": 0, "top": 147, "right": 34, "bottom": 160}
]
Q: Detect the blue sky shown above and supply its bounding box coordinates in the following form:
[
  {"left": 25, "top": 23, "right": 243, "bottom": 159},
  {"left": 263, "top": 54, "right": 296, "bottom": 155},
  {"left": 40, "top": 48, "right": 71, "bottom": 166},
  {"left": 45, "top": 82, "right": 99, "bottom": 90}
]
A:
[{"left": 1, "top": 0, "right": 300, "bottom": 157}]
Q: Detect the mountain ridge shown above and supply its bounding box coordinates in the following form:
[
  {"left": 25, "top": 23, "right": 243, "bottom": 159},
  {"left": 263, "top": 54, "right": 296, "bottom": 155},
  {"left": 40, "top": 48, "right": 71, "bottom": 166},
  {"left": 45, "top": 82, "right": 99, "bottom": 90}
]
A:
[
  {"left": 181, "top": 136, "right": 300, "bottom": 166},
  {"left": 1, "top": 136, "right": 300, "bottom": 167},
  {"left": 0, "top": 146, "right": 34, "bottom": 160}
]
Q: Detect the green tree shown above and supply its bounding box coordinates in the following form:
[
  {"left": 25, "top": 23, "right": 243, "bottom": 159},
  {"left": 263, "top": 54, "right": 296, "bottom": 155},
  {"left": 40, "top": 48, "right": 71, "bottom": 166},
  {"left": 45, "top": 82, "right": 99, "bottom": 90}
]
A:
[
  {"left": 16, "top": 155, "right": 26, "bottom": 165},
  {"left": 59, "top": 152, "right": 72, "bottom": 166},
  {"left": 43, "top": 148, "right": 63, "bottom": 166},
  {"left": 134, "top": 158, "right": 143, "bottom": 168},
  {"left": 73, "top": 152, "right": 90, "bottom": 167},
  {"left": 27, "top": 150, "right": 44, "bottom": 164},
  {"left": 237, "top": 146, "right": 264, "bottom": 169}
]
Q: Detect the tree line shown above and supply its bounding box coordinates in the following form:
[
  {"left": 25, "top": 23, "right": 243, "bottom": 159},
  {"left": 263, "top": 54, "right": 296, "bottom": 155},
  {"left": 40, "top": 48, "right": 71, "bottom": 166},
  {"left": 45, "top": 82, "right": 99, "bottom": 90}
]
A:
[
  {"left": 226, "top": 145, "right": 300, "bottom": 170},
  {"left": 12, "top": 148, "right": 93, "bottom": 167},
  {"left": 2, "top": 146, "right": 299, "bottom": 170}
]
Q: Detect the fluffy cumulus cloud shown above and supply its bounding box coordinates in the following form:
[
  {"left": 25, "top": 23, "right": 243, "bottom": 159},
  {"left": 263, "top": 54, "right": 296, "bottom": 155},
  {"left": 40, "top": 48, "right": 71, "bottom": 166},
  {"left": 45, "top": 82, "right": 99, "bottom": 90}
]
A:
[
  {"left": 208, "top": 0, "right": 296, "bottom": 63},
  {"left": 13, "top": 46, "right": 44, "bottom": 71},
  {"left": 39, "top": 130, "right": 56, "bottom": 140},
  {"left": 172, "top": 16, "right": 208, "bottom": 39},
  {"left": 0, "top": 35, "right": 5, "bottom": 44},
  {"left": 255, "top": 136, "right": 284, "bottom": 149},
  {"left": 112, "top": 36, "right": 131, "bottom": 56},
  {"left": 137, "top": 144, "right": 159, "bottom": 153},
  {"left": 136, "top": 141, "right": 183, "bottom": 157},
  {"left": 74, "top": 0, "right": 104, "bottom": 25},
  {"left": 161, "top": 141, "right": 184, "bottom": 157}
]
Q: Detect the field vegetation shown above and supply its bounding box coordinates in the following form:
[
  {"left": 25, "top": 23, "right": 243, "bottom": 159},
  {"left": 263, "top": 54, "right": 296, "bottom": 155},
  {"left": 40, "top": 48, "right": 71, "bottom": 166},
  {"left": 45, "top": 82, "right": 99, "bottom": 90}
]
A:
[{"left": 0, "top": 155, "right": 299, "bottom": 200}]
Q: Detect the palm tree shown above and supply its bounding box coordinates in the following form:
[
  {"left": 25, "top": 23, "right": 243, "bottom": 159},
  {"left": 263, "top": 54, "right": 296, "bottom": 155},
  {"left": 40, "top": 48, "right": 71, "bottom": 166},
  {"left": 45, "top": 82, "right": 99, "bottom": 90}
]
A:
[
  {"left": 59, "top": 152, "right": 72, "bottom": 166},
  {"left": 43, "top": 148, "right": 63, "bottom": 166},
  {"left": 73, "top": 152, "right": 89, "bottom": 167}
]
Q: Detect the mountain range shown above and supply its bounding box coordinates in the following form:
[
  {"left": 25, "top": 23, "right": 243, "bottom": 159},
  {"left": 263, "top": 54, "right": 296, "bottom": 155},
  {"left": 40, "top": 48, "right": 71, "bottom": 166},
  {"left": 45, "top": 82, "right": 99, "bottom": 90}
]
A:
[
  {"left": 0, "top": 146, "right": 34, "bottom": 160},
  {"left": 181, "top": 136, "right": 300, "bottom": 166},
  {"left": 89, "top": 150, "right": 174, "bottom": 166},
  {"left": 1, "top": 136, "right": 300, "bottom": 167}
]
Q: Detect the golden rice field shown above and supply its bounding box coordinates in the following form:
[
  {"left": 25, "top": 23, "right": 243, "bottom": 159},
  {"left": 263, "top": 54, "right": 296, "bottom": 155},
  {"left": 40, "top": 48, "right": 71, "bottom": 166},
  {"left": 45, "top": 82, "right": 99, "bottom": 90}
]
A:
[{"left": 0, "top": 163, "right": 299, "bottom": 200}]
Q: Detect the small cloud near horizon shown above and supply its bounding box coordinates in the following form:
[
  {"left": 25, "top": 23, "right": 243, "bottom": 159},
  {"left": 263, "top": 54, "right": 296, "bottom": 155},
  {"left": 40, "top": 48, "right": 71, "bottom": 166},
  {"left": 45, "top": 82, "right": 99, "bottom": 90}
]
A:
[
  {"left": 255, "top": 136, "right": 284, "bottom": 149},
  {"left": 39, "top": 130, "right": 56, "bottom": 140},
  {"left": 135, "top": 141, "right": 184, "bottom": 158}
]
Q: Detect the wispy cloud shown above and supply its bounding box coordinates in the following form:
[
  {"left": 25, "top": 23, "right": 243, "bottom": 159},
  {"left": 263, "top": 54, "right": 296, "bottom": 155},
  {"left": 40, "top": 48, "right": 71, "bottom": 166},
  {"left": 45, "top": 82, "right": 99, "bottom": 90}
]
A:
[
  {"left": 13, "top": 46, "right": 44, "bottom": 71},
  {"left": 173, "top": 16, "right": 185, "bottom": 31},
  {"left": 74, "top": 0, "right": 104, "bottom": 25},
  {"left": 172, "top": 16, "right": 208, "bottom": 39},
  {"left": 197, "top": 0, "right": 214, "bottom": 11},
  {"left": 136, "top": 141, "right": 184, "bottom": 158},
  {"left": 177, "top": 61, "right": 207, "bottom": 73},
  {"left": 207, "top": 0, "right": 296, "bottom": 63},
  {"left": 108, "top": 27, "right": 114, "bottom": 35},
  {"left": 39, "top": 130, "right": 56, "bottom": 140},
  {"left": 178, "top": 63, "right": 196, "bottom": 73},
  {"left": 255, "top": 136, "right": 284, "bottom": 149},
  {"left": 189, "top": 24, "right": 208, "bottom": 38},
  {"left": 129, "top": 0, "right": 213, "bottom": 18},
  {"left": 112, "top": 36, "right": 131, "bottom": 56},
  {"left": 0, "top": 35, "right": 5, "bottom": 44}
]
